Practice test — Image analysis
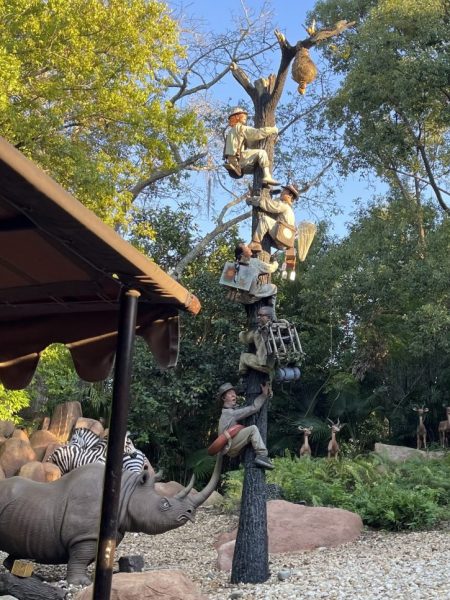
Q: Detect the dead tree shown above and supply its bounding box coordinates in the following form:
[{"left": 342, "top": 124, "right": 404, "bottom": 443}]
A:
[
  {"left": 229, "top": 19, "right": 355, "bottom": 585},
  {"left": 412, "top": 406, "right": 429, "bottom": 450},
  {"left": 438, "top": 406, "right": 450, "bottom": 448}
]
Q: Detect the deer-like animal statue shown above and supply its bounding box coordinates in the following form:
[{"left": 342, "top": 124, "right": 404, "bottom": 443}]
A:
[
  {"left": 438, "top": 406, "right": 450, "bottom": 448},
  {"left": 412, "top": 406, "right": 429, "bottom": 449},
  {"left": 327, "top": 418, "right": 344, "bottom": 459},
  {"left": 298, "top": 426, "right": 313, "bottom": 458}
]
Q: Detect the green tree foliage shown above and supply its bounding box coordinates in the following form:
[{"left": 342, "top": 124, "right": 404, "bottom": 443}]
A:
[
  {"left": 312, "top": 0, "right": 450, "bottom": 213},
  {"left": 123, "top": 205, "right": 243, "bottom": 480},
  {"left": 0, "top": 384, "right": 30, "bottom": 422},
  {"left": 0, "top": 0, "right": 204, "bottom": 228},
  {"left": 274, "top": 195, "right": 450, "bottom": 452},
  {"left": 26, "top": 344, "right": 112, "bottom": 420}
]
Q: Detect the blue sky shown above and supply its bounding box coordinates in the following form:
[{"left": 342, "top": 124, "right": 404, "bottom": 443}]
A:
[{"left": 167, "top": 0, "right": 386, "bottom": 239}]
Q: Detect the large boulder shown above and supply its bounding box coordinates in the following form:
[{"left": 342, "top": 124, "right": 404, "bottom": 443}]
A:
[
  {"left": 17, "top": 460, "right": 61, "bottom": 483},
  {"left": 73, "top": 417, "right": 105, "bottom": 438},
  {"left": 374, "top": 443, "right": 444, "bottom": 462},
  {"left": 43, "top": 462, "right": 62, "bottom": 482},
  {"left": 18, "top": 461, "right": 46, "bottom": 482},
  {"left": 48, "top": 401, "right": 82, "bottom": 443},
  {"left": 29, "top": 430, "right": 59, "bottom": 461},
  {"left": 11, "top": 429, "right": 29, "bottom": 441},
  {"left": 0, "top": 420, "right": 15, "bottom": 438},
  {"left": 42, "top": 442, "right": 64, "bottom": 464},
  {"left": 215, "top": 499, "right": 363, "bottom": 571},
  {"left": 74, "top": 571, "right": 207, "bottom": 600},
  {"left": 0, "top": 438, "right": 37, "bottom": 477}
]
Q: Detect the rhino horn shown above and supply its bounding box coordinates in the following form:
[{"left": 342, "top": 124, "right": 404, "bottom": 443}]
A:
[
  {"left": 189, "top": 454, "right": 223, "bottom": 508},
  {"left": 174, "top": 474, "right": 196, "bottom": 499}
]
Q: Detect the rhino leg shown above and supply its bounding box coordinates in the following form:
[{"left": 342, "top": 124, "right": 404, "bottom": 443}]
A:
[{"left": 67, "top": 541, "right": 97, "bottom": 586}]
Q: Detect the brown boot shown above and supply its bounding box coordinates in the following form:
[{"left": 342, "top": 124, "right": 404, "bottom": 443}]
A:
[{"left": 249, "top": 241, "right": 262, "bottom": 252}]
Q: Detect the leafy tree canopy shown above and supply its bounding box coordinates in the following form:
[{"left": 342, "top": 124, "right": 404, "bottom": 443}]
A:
[
  {"left": 0, "top": 384, "right": 29, "bottom": 422},
  {"left": 0, "top": 0, "right": 204, "bottom": 228},
  {"left": 312, "top": 0, "right": 450, "bottom": 212}
]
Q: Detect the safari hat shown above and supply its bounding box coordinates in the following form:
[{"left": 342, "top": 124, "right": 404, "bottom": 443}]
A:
[
  {"left": 281, "top": 184, "right": 299, "bottom": 200},
  {"left": 228, "top": 106, "right": 248, "bottom": 118},
  {"left": 217, "top": 382, "right": 236, "bottom": 400}
]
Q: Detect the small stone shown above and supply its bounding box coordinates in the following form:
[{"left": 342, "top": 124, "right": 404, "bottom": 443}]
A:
[
  {"left": 118, "top": 555, "right": 144, "bottom": 573},
  {"left": 229, "top": 592, "right": 243, "bottom": 599},
  {"left": 277, "top": 569, "right": 291, "bottom": 581}
]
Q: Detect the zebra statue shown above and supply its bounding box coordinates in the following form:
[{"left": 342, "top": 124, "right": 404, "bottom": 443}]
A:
[{"left": 48, "top": 427, "right": 149, "bottom": 475}]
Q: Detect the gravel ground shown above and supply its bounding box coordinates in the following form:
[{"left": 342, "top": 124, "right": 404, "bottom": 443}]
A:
[{"left": 1, "top": 507, "right": 449, "bottom": 599}]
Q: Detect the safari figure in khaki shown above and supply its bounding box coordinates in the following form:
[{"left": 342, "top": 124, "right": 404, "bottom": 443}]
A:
[
  {"left": 247, "top": 184, "right": 299, "bottom": 252},
  {"left": 223, "top": 107, "right": 279, "bottom": 186},
  {"left": 216, "top": 382, "right": 274, "bottom": 469},
  {"left": 234, "top": 242, "right": 278, "bottom": 302},
  {"left": 239, "top": 306, "right": 276, "bottom": 375}
]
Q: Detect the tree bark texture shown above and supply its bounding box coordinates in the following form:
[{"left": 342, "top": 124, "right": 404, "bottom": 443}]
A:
[{"left": 231, "top": 311, "right": 270, "bottom": 584}]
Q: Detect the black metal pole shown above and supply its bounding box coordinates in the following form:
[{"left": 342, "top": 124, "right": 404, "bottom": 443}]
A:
[{"left": 92, "top": 288, "right": 140, "bottom": 600}]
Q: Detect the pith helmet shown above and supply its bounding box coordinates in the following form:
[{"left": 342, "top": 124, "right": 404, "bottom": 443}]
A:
[
  {"left": 281, "top": 184, "right": 299, "bottom": 200},
  {"left": 217, "top": 382, "right": 236, "bottom": 400},
  {"left": 228, "top": 106, "right": 248, "bottom": 118}
]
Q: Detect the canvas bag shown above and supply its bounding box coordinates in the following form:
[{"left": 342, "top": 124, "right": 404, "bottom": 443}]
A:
[{"left": 272, "top": 221, "right": 296, "bottom": 249}]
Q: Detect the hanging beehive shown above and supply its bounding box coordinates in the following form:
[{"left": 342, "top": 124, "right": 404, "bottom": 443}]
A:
[
  {"left": 291, "top": 47, "right": 318, "bottom": 95},
  {"left": 297, "top": 221, "right": 317, "bottom": 261}
]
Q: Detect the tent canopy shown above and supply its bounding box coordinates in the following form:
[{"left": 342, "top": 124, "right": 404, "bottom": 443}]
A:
[{"left": 0, "top": 137, "right": 200, "bottom": 389}]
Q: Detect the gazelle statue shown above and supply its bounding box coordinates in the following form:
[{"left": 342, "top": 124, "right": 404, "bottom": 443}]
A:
[
  {"left": 298, "top": 426, "right": 313, "bottom": 458},
  {"left": 412, "top": 406, "right": 429, "bottom": 449},
  {"left": 327, "top": 418, "right": 344, "bottom": 459},
  {"left": 438, "top": 406, "right": 450, "bottom": 448}
]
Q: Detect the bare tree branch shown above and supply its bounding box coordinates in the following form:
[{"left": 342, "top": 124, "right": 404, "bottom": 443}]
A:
[
  {"left": 304, "top": 20, "right": 356, "bottom": 47},
  {"left": 386, "top": 165, "right": 450, "bottom": 197},
  {"left": 277, "top": 98, "right": 326, "bottom": 136},
  {"left": 230, "top": 61, "right": 256, "bottom": 98},
  {"left": 130, "top": 152, "right": 206, "bottom": 200},
  {"left": 173, "top": 208, "right": 252, "bottom": 279},
  {"left": 397, "top": 109, "right": 450, "bottom": 213}
]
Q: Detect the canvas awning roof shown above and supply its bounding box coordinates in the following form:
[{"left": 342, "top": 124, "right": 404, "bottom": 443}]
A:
[{"left": 0, "top": 137, "right": 200, "bottom": 390}]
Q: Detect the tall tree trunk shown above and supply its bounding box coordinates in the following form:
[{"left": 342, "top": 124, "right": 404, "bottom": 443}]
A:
[{"left": 229, "top": 20, "right": 354, "bottom": 584}]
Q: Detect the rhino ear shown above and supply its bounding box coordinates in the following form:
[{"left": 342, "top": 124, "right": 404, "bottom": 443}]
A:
[{"left": 139, "top": 471, "right": 151, "bottom": 486}]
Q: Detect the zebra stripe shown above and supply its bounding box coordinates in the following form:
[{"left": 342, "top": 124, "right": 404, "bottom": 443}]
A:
[
  {"left": 47, "top": 431, "right": 148, "bottom": 475},
  {"left": 70, "top": 427, "right": 101, "bottom": 450}
]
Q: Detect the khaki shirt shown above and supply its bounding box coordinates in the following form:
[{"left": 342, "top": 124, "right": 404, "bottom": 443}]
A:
[
  {"left": 257, "top": 196, "right": 295, "bottom": 228},
  {"left": 224, "top": 123, "right": 278, "bottom": 156},
  {"left": 218, "top": 391, "right": 267, "bottom": 434}
]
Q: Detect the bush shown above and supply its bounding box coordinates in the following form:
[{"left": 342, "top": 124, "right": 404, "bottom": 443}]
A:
[
  {"left": 222, "top": 452, "right": 450, "bottom": 531},
  {"left": 353, "top": 481, "right": 442, "bottom": 530}
]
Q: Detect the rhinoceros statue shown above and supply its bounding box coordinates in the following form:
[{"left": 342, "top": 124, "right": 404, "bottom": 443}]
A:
[{"left": 0, "top": 457, "right": 222, "bottom": 585}]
